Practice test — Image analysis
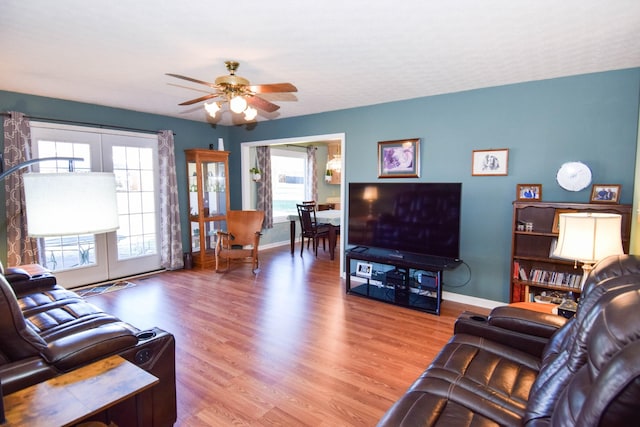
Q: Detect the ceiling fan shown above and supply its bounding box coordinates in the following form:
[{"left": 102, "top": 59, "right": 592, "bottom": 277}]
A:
[{"left": 167, "top": 61, "right": 297, "bottom": 121}]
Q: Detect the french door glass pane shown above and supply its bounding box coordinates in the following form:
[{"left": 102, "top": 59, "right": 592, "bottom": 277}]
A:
[
  {"left": 113, "top": 146, "right": 157, "bottom": 260},
  {"left": 36, "top": 140, "right": 96, "bottom": 272}
]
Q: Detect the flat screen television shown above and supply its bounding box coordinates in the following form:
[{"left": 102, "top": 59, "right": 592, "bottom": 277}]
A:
[{"left": 348, "top": 182, "right": 462, "bottom": 260}]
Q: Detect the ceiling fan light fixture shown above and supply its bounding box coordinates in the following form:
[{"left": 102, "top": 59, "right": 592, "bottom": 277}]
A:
[
  {"left": 204, "top": 101, "right": 221, "bottom": 117},
  {"left": 244, "top": 106, "right": 258, "bottom": 121},
  {"left": 169, "top": 61, "right": 297, "bottom": 122},
  {"left": 230, "top": 95, "right": 247, "bottom": 113}
]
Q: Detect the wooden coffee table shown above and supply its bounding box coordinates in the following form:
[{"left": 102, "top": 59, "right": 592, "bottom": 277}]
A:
[{"left": 3, "top": 355, "right": 158, "bottom": 426}]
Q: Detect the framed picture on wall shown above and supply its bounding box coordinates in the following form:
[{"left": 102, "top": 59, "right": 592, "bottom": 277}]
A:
[
  {"left": 516, "top": 184, "right": 542, "bottom": 201},
  {"left": 590, "top": 184, "right": 621, "bottom": 204},
  {"left": 472, "top": 148, "right": 509, "bottom": 176},
  {"left": 378, "top": 138, "right": 420, "bottom": 178}
]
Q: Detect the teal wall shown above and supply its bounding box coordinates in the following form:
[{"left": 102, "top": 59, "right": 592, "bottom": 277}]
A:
[
  {"left": 2, "top": 67, "right": 639, "bottom": 302},
  {"left": 229, "top": 68, "right": 640, "bottom": 302}
]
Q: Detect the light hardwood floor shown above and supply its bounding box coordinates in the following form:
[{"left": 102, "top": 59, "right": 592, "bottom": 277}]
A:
[{"left": 87, "top": 245, "right": 490, "bottom": 426}]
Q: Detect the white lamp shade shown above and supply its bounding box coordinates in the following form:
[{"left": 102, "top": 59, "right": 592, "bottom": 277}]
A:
[
  {"left": 229, "top": 96, "right": 248, "bottom": 113},
  {"left": 204, "top": 101, "right": 220, "bottom": 117},
  {"left": 244, "top": 106, "right": 258, "bottom": 121},
  {"left": 23, "top": 173, "right": 119, "bottom": 237},
  {"left": 553, "top": 212, "right": 624, "bottom": 263}
]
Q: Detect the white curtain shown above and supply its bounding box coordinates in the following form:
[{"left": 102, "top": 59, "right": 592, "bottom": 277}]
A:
[
  {"left": 3, "top": 112, "right": 40, "bottom": 266},
  {"left": 256, "top": 146, "right": 273, "bottom": 229},
  {"left": 306, "top": 146, "right": 318, "bottom": 202},
  {"left": 158, "top": 130, "right": 184, "bottom": 269}
]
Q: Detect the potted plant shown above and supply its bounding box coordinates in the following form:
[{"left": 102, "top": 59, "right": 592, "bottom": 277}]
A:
[
  {"left": 250, "top": 167, "right": 262, "bottom": 182},
  {"left": 325, "top": 169, "right": 333, "bottom": 183}
]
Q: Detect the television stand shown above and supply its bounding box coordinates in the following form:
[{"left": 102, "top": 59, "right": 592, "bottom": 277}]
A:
[{"left": 346, "top": 249, "right": 460, "bottom": 315}]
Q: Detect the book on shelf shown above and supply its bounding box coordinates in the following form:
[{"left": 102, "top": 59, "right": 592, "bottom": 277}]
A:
[
  {"left": 519, "top": 267, "right": 528, "bottom": 281},
  {"left": 513, "top": 261, "right": 529, "bottom": 281},
  {"left": 529, "top": 268, "right": 582, "bottom": 288}
]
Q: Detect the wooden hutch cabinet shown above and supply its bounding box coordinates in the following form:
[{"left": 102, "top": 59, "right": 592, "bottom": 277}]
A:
[
  {"left": 185, "top": 149, "right": 230, "bottom": 268},
  {"left": 510, "top": 201, "right": 631, "bottom": 303}
]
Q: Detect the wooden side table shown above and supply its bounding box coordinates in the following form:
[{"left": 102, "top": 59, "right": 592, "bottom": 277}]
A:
[{"left": 3, "top": 355, "right": 158, "bottom": 426}]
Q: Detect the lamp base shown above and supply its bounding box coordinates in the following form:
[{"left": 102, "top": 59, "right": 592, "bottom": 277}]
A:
[{"left": 580, "top": 262, "right": 595, "bottom": 291}]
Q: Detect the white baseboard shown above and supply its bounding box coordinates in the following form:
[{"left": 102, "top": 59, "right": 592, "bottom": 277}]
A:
[
  {"left": 260, "top": 240, "right": 294, "bottom": 250},
  {"left": 442, "top": 291, "right": 504, "bottom": 310}
]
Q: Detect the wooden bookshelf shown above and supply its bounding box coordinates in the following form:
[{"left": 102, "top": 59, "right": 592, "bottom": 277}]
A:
[{"left": 510, "top": 201, "right": 631, "bottom": 303}]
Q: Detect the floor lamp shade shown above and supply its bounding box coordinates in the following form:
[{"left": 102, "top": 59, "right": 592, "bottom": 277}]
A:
[
  {"left": 23, "top": 173, "right": 119, "bottom": 237},
  {"left": 553, "top": 212, "right": 624, "bottom": 263}
]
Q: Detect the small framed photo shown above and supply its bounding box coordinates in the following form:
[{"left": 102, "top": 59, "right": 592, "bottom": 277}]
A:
[
  {"left": 378, "top": 138, "right": 420, "bottom": 178},
  {"left": 472, "top": 149, "right": 509, "bottom": 176},
  {"left": 356, "top": 262, "right": 373, "bottom": 278},
  {"left": 516, "top": 184, "right": 542, "bottom": 201},
  {"left": 590, "top": 184, "right": 621, "bottom": 204}
]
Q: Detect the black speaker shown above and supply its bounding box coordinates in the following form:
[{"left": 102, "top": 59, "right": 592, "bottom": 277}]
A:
[{"left": 386, "top": 269, "right": 409, "bottom": 304}]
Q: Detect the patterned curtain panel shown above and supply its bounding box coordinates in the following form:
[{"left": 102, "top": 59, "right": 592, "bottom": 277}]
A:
[
  {"left": 3, "top": 111, "right": 40, "bottom": 266},
  {"left": 256, "top": 146, "right": 273, "bottom": 229},
  {"left": 158, "top": 130, "right": 184, "bottom": 269},
  {"left": 306, "top": 146, "right": 318, "bottom": 202}
]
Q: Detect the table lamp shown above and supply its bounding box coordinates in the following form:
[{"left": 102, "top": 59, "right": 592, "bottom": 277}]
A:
[{"left": 553, "top": 212, "right": 624, "bottom": 289}]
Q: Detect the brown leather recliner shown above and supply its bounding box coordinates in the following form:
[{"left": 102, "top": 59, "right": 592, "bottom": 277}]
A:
[
  {"left": 378, "top": 254, "right": 640, "bottom": 426},
  {"left": 0, "top": 264, "right": 177, "bottom": 427}
]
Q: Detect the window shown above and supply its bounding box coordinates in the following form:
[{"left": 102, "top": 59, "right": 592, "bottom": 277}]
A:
[{"left": 270, "top": 148, "right": 306, "bottom": 222}]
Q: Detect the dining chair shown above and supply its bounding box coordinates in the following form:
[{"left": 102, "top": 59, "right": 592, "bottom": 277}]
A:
[{"left": 296, "top": 203, "right": 330, "bottom": 257}]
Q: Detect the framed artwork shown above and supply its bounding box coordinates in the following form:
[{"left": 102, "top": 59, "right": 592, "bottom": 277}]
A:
[
  {"left": 378, "top": 138, "right": 420, "bottom": 178},
  {"left": 590, "top": 184, "right": 621, "bottom": 204},
  {"left": 516, "top": 184, "right": 542, "bottom": 201},
  {"left": 552, "top": 209, "right": 578, "bottom": 234},
  {"left": 472, "top": 149, "right": 509, "bottom": 176}
]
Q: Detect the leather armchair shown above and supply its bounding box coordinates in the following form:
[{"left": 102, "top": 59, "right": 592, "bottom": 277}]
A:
[
  {"left": 0, "top": 265, "right": 176, "bottom": 426},
  {"left": 378, "top": 254, "right": 640, "bottom": 426}
]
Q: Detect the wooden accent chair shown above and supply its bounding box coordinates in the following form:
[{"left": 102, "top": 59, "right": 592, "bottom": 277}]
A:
[
  {"left": 296, "top": 203, "right": 330, "bottom": 257},
  {"left": 215, "top": 210, "right": 265, "bottom": 273}
]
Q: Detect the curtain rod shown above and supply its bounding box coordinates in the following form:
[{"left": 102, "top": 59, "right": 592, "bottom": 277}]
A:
[{"left": 1, "top": 112, "right": 176, "bottom": 136}]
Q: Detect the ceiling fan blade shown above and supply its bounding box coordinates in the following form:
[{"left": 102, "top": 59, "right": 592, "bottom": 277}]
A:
[
  {"left": 179, "top": 93, "right": 220, "bottom": 106},
  {"left": 248, "top": 95, "right": 280, "bottom": 113},
  {"left": 249, "top": 83, "right": 298, "bottom": 93},
  {"left": 166, "top": 73, "right": 218, "bottom": 89}
]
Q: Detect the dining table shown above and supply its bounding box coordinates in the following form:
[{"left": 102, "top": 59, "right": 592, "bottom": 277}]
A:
[{"left": 288, "top": 209, "right": 341, "bottom": 260}]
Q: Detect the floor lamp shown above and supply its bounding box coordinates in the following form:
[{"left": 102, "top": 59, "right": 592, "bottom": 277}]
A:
[
  {"left": 1, "top": 156, "right": 119, "bottom": 256},
  {"left": 553, "top": 212, "right": 624, "bottom": 290},
  {"left": 0, "top": 156, "right": 117, "bottom": 421}
]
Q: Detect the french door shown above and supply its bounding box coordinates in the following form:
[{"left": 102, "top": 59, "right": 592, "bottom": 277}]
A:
[{"left": 30, "top": 122, "right": 161, "bottom": 287}]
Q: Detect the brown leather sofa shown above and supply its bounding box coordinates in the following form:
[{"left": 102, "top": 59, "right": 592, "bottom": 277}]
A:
[
  {"left": 378, "top": 254, "right": 640, "bottom": 426},
  {"left": 0, "top": 263, "right": 176, "bottom": 426}
]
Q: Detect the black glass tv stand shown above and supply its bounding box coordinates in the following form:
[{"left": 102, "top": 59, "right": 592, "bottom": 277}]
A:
[{"left": 346, "top": 248, "right": 461, "bottom": 315}]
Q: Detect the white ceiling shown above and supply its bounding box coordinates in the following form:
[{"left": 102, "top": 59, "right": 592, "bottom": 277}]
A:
[{"left": 2, "top": 1, "right": 639, "bottom": 126}]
